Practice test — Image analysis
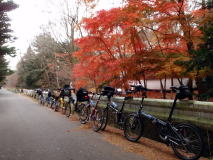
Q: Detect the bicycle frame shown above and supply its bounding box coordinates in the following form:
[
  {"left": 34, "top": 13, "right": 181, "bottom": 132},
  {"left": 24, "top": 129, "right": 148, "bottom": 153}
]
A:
[
  {"left": 138, "top": 93, "right": 178, "bottom": 123},
  {"left": 79, "top": 93, "right": 102, "bottom": 122},
  {"left": 137, "top": 93, "right": 187, "bottom": 146},
  {"left": 138, "top": 106, "right": 186, "bottom": 147},
  {"left": 89, "top": 94, "right": 102, "bottom": 118},
  {"left": 106, "top": 96, "right": 131, "bottom": 126}
]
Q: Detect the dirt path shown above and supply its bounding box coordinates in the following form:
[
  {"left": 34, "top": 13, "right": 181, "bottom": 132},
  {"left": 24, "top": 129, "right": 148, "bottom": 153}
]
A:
[{"left": 78, "top": 120, "right": 209, "bottom": 160}]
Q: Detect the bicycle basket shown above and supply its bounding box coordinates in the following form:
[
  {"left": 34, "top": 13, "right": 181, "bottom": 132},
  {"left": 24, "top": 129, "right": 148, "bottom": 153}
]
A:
[{"left": 76, "top": 88, "right": 89, "bottom": 102}]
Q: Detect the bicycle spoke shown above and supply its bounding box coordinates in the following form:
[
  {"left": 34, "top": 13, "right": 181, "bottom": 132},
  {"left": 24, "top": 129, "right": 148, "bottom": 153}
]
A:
[
  {"left": 124, "top": 114, "right": 143, "bottom": 142},
  {"left": 171, "top": 124, "right": 203, "bottom": 160}
]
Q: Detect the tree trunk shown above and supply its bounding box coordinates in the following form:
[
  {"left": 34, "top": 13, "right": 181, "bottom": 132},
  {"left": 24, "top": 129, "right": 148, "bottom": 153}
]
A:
[
  {"left": 171, "top": 77, "right": 174, "bottom": 86},
  {"left": 160, "top": 78, "right": 167, "bottom": 99},
  {"left": 164, "top": 76, "right": 167, "bottom": 99},
  {"left": 187, "top": 78, "right": 193, "bottom": 100},
  {"left": 195, "top": 77, "right": 207, "bottom": 101}
]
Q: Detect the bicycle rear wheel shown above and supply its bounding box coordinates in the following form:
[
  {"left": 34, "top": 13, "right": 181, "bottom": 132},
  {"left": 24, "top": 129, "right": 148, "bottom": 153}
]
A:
[
  {"left": 171, "top": 123, "right": 204, "bottom": 160},
  {"left": 100, "top": 108, "right": 108, "bottom": 131},
  {"left": 61, "top": 103, "right": 65, "bottom": 114},
  {"left": 50, "top": 100, "right": 54, "bottom": 109},
  {"left": 54, "top": 101, "right": 59, "bottom": 112},
  {"left": 124, "top": 114, "right": 143, "bottom": 142},
  {"left": 92, "top": 108, "right": 104, "bottom": 132},
  {"left": 65, "top": 103, "right": 71, "bottom": 118}
]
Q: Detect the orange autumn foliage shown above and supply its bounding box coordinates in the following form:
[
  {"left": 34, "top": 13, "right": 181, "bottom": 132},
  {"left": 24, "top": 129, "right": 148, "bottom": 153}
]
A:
[{"left": 72, "top": 0, "right": 207, "bottom": 89}]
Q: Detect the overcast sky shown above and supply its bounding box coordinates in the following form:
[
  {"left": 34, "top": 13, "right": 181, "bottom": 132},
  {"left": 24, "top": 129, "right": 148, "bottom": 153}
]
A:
[{"left": 7, "top": 0, "right": 123, "bottom": 70}]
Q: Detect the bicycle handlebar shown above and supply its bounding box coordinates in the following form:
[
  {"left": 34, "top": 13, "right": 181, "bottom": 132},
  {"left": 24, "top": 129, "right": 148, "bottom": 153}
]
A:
[
  {"left": 130, "top": 85, "right": 148, "bottom": 92},
  {"left": 170, "top": 85, "right": 189, "bottom": 92}
]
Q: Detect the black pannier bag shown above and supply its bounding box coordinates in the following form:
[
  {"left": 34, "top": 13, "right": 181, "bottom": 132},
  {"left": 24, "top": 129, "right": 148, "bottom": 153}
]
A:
[
  {"left": 63, "top": 89, "right": 71, "bottom": 96},
  {"left": 76, "top": 88, "right": 89, "bottom": 102},
  {"left": 61, "top": 84, "right": 71, "bottom": 97},
  {"left": 176, "top": 86, "right": 192, "bottom": 100},
  {"left": 102, "top": 86, "right": 115, "bottom": 97}
]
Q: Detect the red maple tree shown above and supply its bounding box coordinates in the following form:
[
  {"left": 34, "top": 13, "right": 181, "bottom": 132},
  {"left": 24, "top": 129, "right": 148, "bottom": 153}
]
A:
[{"left": 72, "top": 0, "right": 207, "bottom": 91}]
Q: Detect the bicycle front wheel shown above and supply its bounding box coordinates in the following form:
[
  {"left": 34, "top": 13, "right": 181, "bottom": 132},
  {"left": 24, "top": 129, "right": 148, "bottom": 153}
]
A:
[
  {"left": 79, "top": 105, "right": 90, "bottom": 124},
  {"left": 54, "top": 101, "right": 59, "bottom": 112},
  {"left": 124, "top": 114, "right": 143, "bottom": 142},
  {"left": 171, "top": 123, "right": 204, "bottom": 160}
]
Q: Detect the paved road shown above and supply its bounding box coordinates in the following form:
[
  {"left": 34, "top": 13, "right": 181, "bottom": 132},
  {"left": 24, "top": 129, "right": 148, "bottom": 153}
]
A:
[{"left": 0, "top": 89, "right": 145, "bottom": 160}]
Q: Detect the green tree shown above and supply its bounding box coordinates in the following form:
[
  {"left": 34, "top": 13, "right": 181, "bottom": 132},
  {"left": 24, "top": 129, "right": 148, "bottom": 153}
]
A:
[
  {"left": 183, "top": 19, "right": 213, "bottom": 100},
  {"left": 32, "top": 32, "right": 71, "bottom": 88},
  {"left": 0, "top": 0, "right": 18, "bottom": 84},
  {"left": 16, "top": 33, "right": 72, "bottom": 88},
  {"left": 17, "top": 46, "right": 43, "bottom": 88}
]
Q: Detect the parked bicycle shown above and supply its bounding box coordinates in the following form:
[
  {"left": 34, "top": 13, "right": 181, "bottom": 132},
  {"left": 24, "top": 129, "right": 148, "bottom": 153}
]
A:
[
  {"left": 39, "top": 89, "right": 47, "bottom": 105},
  {"left": 51, "top": 89, "right": 61, "bottom": 111},
  {"left": 78, "top": 91, "right": 106, "bottom": 131},
  {"left": 53, "top": 87, "right": 66, "bottom": 112},
  {"left": 44, "top": 89, "right": 53, "bottom": 107},
  {"left": 63, "top": 88, "right": 76, "bottom": 118},
  {"left": 79, "top": 92, "right": 96, "bottom": 123},
  {"left": 96, "top": 86, "right": 134, "bottom": 132},
  {"left": 75, "top": 88, "right": 90, "bottom": 115},
  {"left": 55, "top": 85, "right": 75, "bottom": 117},
  {"left": 123, "top": 85, "right": 204, "bottom": 160}
]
